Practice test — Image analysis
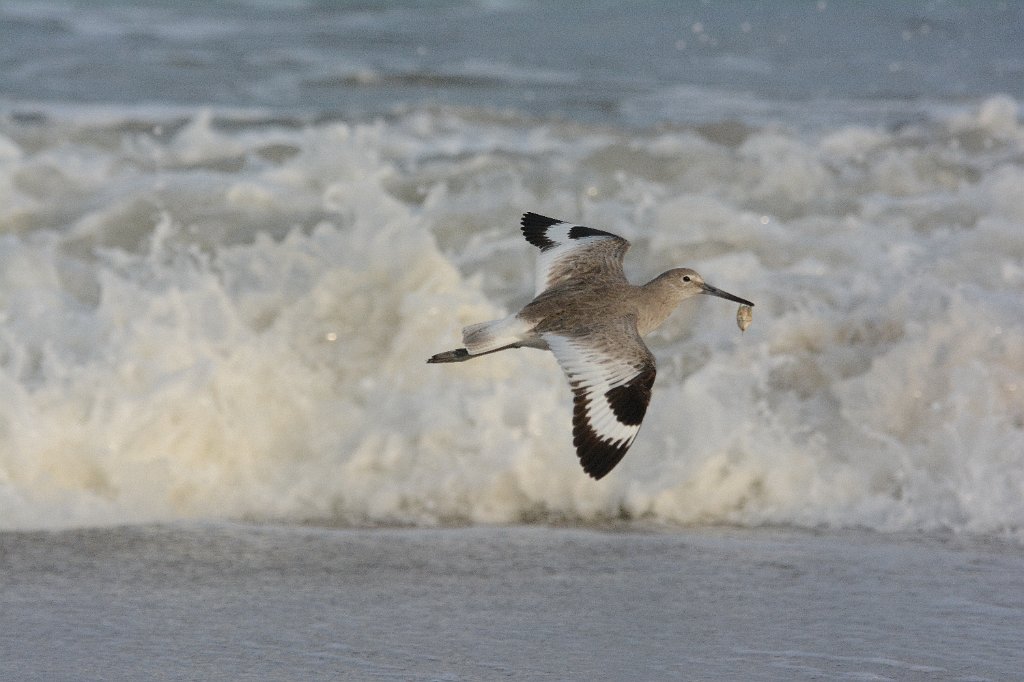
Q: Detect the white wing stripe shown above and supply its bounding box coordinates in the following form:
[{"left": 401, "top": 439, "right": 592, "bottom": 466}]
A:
[
  {"left": 545, "top": 333, "right": 650, "bottom": 463},
  {"left": 524, "top": 219, "right": 626, "bottom": 295}
]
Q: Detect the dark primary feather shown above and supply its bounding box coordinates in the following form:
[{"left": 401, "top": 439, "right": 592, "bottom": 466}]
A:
[
  {"left": 570, "top": 366, "right": 656, "bottom": 479},
  {"left": 521, "top": 212, "right": 620, "bottom": 251},
  {"left": 520, "top": 212, "right": 562, "bottom": 250}
]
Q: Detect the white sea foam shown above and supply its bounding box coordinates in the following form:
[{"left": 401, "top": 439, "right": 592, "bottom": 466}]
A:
[{"left": 0, "top": 96, "right": 1021, "bottom": 534}]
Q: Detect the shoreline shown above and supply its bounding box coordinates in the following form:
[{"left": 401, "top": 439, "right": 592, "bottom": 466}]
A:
[{"left": 2, "top": 522, "right": 1021, "bottom": 681}]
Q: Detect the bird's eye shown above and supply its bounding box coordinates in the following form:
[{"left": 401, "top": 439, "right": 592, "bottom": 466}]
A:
[{"left": 682, "top": 275, "right": 691, "bottom": 282}]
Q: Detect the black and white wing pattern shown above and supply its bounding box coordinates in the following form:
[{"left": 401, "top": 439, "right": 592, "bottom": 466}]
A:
[
  {"left": 542, "top": 319, "right": 656, "bottom": 480},
  {"left": 520, "top": 212, "right": 630, "bottom": 295}
]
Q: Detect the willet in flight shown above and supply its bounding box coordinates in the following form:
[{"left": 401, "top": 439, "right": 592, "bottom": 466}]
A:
[{"left": 428, "top": 212, "right": 754, "bottom": 479}]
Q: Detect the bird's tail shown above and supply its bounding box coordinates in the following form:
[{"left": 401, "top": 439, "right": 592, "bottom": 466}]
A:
[
  {"left": 427, "top": 348, "right": 473, "bottom": 363},
  {"left": 426, "top": 343, "right": 522, "bottom": 364},
  {"left": 427, "top": 316, "right": 531, "bottom": 364}
]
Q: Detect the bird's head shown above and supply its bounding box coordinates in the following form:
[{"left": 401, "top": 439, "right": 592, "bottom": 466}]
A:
[{"left": 670, "top": 268, "right": 754, "bottom": 307}]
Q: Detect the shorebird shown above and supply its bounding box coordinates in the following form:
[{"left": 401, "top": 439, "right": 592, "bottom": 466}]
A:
[{"left": 428, "top": 212, "right": 754, "bottom": 479}]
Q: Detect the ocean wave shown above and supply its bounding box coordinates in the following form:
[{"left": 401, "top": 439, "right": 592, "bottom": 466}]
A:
[{"left": 0, "top": 97, "right": 1021, "bottom": 535}]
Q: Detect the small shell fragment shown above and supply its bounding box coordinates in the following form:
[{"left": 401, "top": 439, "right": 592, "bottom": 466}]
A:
[{"left": 736, "top": 304, "right": 753, "bottom": 332}]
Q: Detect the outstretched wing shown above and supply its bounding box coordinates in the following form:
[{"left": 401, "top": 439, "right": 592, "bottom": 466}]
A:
[
  {"left": 520, "top": 212, "right": 630, "bottom": 295},
  {"left": 542, "top": 318, "right": 656, "bottom": 480}
]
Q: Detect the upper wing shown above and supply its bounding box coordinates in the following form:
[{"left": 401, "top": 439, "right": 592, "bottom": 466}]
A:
[
  {"left": 520, "top": 212, "right": 630, "bottom": 295},
  {"left": 542, "top": 318, "right": 656, "bottom": 480}
]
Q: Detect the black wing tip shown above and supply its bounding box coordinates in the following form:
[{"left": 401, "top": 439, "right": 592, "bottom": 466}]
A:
[
  {"left": 521, "top": 212, "right": 564, "bottom": 250},
  {"left": 569, "top": 365, "right": 655, "bottom": 479},
  {"left": 575, "top": 435, "right": 631, "bottom": 480},
  {"left": 521, "top": 212, "right": 563, "bottom": 229},
  {"left": 571, "top": 401, "right": 635, "bottom": 480}
]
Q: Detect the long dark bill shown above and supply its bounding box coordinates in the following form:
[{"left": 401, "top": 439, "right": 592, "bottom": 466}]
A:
[{"left": 701, "top": 283, "right": 754, "bottom": 307}]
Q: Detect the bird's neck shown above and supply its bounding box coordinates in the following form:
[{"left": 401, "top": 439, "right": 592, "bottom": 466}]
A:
[{"left": 635, "top": 273, "right": 687, "bottom": 337}]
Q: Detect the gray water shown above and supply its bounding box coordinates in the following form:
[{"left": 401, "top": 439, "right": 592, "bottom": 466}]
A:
[
  {"left": 2, "top": 1, "right": 1022, "bottom": 127},
  {"left": 3, "top": 524, "right": 1023, "bottom": 681}
]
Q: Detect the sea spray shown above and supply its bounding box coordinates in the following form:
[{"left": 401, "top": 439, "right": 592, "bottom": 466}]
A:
[{"left": 0, "top": 99, "right": 1021, "bottom": 535}]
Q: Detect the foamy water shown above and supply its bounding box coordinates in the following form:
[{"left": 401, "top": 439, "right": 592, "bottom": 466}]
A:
[
  {"left": 1, "top": 95, "right": 1021, "bottom": 534},
  {"left": 1, "top": 0, "right": 1022, "bottom": 534}
]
